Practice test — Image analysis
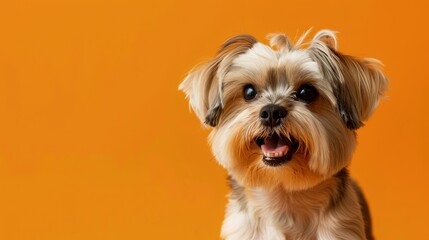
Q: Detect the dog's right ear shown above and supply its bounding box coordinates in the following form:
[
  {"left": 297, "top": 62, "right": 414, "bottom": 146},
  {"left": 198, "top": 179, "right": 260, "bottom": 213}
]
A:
[
  {"left": 309, "top": 30, "right": 388, "bottom": 130},
  {"left": 179, "top": 35, "right": 257, "bottom": 127}
]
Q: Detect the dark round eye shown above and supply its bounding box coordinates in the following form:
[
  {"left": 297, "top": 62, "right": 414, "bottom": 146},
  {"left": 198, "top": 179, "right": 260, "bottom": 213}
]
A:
[
  {"left": 243, "top": 84, "right": 257, "bottom": 101},
  {"left": 296, "top": 84, "right": 318, "bottom": 102}
]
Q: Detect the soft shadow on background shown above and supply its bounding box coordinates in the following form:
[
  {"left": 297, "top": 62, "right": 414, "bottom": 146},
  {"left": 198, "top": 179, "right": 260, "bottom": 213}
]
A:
[{"left": 0, "top": 0, "right": 428, "bottom": 239}]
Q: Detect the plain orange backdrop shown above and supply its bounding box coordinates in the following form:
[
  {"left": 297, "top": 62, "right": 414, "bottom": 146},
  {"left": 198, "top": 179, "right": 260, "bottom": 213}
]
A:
[{"left": 0, "top": 0, "right": 428, "bottom": 239}]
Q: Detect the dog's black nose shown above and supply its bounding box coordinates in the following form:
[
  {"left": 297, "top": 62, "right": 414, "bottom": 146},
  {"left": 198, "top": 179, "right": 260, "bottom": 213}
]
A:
[{"left": 260, "top": 104, "right": 287, "bottom": 127}]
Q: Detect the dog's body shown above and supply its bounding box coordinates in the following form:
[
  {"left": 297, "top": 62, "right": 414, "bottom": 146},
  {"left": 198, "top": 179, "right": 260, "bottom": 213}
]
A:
[
  {"left": 180, "top": 30, "right": 386, "bottom": 240},
  {"left": 224, "top": 170, "right": 373, "bottom": 240}
]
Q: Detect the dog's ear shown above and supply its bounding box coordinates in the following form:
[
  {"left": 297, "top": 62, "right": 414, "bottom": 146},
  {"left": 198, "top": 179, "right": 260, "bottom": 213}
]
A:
[
  {"left": 309, "top": 30, "right": 388, "bottom": 129},
  {"left": 179, "top": 35, "right": 257, "bottom": 127}
]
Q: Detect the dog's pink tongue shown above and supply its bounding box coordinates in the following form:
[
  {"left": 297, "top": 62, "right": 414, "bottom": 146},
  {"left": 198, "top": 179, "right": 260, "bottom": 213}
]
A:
[{"left": 261, "top": 135, "right": 288, "bottom": 153}]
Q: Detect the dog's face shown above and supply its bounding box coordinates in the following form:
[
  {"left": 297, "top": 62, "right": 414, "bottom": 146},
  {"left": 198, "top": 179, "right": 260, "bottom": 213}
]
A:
[{"left": 180, "top": 30, "right": 387, "bottom": 190}]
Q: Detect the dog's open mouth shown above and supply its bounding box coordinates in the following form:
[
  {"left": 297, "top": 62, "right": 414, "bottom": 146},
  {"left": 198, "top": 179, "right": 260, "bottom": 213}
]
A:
[{"left": 255, "top": 133, "right": 298, "bottom": 167}]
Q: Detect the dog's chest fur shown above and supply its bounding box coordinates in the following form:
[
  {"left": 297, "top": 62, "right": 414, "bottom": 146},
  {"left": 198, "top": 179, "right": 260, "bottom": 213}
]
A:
[{"left": 221, "top": 169, "right": 366, "bottom": 240}]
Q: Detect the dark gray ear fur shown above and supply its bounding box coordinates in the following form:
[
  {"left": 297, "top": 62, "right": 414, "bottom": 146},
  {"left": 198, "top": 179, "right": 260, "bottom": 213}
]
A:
[
  {"left": 309, "top": 33, "right": 387, "bottom": 130},
  {"left": 179, "top": 35, "right": 257, "bottom": 127}
]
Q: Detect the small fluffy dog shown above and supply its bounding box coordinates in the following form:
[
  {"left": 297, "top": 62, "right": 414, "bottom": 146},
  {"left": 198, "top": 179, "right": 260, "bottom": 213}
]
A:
[{"left": 179, "top": 29, "right": 387, "bottom": 240}]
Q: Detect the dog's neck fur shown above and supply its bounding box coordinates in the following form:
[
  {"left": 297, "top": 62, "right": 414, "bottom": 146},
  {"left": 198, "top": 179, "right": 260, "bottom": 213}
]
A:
[{"left": 222, "top": 168, "right": 368, "bottom": 240}]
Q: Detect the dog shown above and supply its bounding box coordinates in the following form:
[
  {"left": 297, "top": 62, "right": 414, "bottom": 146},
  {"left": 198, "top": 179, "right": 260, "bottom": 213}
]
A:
[{"left": 179, "top": 29, "right": 387, "bottom": 240}]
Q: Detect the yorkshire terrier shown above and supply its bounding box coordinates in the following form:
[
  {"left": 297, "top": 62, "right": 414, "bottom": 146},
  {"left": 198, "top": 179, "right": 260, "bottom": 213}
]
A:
[{"left": 179, "top": 29, "right": 387, "bottom": 240}]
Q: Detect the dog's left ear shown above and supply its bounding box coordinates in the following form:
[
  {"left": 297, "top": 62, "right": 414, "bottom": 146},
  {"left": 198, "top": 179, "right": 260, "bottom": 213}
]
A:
[
  {"left": 309, "top": 30, "right": 388, "bottom": 129},
  {"left": 179, "top": 35, "right": 257, "bottom": 127}
]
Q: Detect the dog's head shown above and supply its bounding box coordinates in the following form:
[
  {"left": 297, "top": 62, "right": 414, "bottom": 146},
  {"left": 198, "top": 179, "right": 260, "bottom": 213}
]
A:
[{"left": 179, "top": 30, "right": 387, "bottom": 190}]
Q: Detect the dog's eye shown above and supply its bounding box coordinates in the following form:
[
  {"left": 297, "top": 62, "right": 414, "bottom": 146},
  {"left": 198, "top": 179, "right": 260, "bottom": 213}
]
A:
[
  {"left": 243, "top": 84, "right": 257, "bottom": 101},
  {"left": 296, "top": 84, "right": 318, "bottom": 102}
]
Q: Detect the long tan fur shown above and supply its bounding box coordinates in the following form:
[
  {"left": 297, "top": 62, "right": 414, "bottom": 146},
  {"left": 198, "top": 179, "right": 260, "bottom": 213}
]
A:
[{"left": 180, "top": 30, "right": 387, "bottom": 240}]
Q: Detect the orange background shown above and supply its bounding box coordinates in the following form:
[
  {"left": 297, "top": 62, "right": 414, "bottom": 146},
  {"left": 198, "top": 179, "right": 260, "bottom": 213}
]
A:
[{"left": 0, "top": 0, "right": 428, "bottom": 239}]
